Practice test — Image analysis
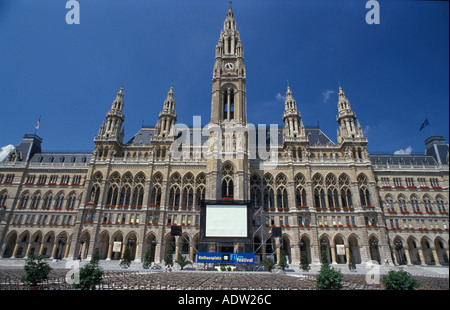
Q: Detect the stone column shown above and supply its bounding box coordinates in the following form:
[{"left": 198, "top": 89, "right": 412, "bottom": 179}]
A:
[
  {"left": 106, "top": 243, "right": 113, "bottom": 260},
  {"left": 331, "top": 246, "right": 337, "bottom": 264},
  {"left": 50, "top": 243, "right": 58, "bottom": 259},
  {"left": 431, "top": 248, "right": 441, "bottom": 266},
  {"left": 404, "top": 248, "right": 412, "bottom": 265},
  {"left": 24, "top": 243, "right": 32, "bottom": 258},
  {"left": 11, "top": 243, "right": 19, "bottom": 258},
  {"left": 418, "top": 248, "right": 426, "bottom": 265}
]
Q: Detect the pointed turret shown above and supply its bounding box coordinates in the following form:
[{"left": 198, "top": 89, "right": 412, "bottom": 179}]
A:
[
  {"left": 96, "top": 86, "right": 125, "bottom": 141},
  {"left": 336, "top": 86, "right": 363, "bottom": 140},
  {"left": 94, "top": 86, "right": 126, "bottom": 159},
  {"left": 155, "top": 86, "right": 177, "bottom": 138},
  {"left": 282, "top": 86, "right": 305, "bottom": 140}
]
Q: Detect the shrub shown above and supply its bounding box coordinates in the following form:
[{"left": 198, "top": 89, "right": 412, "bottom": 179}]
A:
[
  {"left": 316, "top": 251, "right": 342, "bottom": 290},
  {"left": 120, "top": 247, "right": 132, "bottom": 268},
  {"left": 143, "top": 249, "right": 152, "bottom": 269},
  {"left": 175, "top": 254, "right": 192, "bottom": 270},
  {"left": 382, "top": 270, "right": 419, "bottom": 290},
  {"left": 278, "top": 250, "right": 289, "bottom": 271},
  {"left": 73, "top": 262, "right": 104, "bottom": 290},
  {"left": 261, "top": 257, "right": 276, "bottom": 272},
  {"left": 90, "top": 248, "right": 100, "bottom": 264},
  {"left": 300, "top": 251, "right": 310, "bottom": 272},
  {"left": 348, "top": 251, "right": 356, "bottom": 271},
  {"left": 20, "top": 255, "right": 52, "bottom": 287}
]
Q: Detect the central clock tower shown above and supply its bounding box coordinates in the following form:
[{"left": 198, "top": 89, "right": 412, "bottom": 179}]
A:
[
  {"left": 210, "top": 3, "right": 246, "bottom": 126},
  {"left": 206, "top": 3, "right": 249, "bottom": 202}
]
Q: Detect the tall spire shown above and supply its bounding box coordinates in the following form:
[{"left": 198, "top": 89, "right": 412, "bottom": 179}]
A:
[
  {"left": 336, "top": 86, "right": 365, "bottom": 140},
  {"left": 282, "top": 86, "right": 305, "bottom": 140},
  {"left": 155, "top": 85, "right": 177, "bottom": 138},
  {"left": 215, "top": 1, "right": 242, "bottom": 57},
  {"left": 210, "top": 4, "right": 246, "bottom": 125}
]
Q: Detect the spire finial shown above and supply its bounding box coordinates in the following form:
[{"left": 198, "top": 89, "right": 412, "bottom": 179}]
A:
[{"left": 229, "top": 0, "right": 232, "bottom": 8}]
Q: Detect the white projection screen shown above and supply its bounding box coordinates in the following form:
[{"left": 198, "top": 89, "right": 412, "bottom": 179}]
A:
[{"left": 205, "top": 204, "right": 248, "bottom": 238}]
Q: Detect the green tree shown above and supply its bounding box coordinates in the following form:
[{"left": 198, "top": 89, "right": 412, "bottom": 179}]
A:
[
  {"left": 175, "top": 254, "right": 192, "bottom": 270},
  {"left": 164, "top": 247, "right": 174, "bottom": 266},
  {"left": 348, "top": 251, "right": 356, "bottom": 271},
  {"left": 278, "top": 250, "right": 289, "bottom": 271},
  {"left": 143, "top": 248, "right": 153, "bottom": 269},
  {"left": 300, "top": 251, "right": 310, "bottom": 272},
  {"left": 90, "top": 248, "right": 100, "bottom": 264},
  {"left": 20, "top": 255, "right": 52, "bottom": 287},
  {"left": 382, "top": 270, "right": 419, "bottom": 290},
  {"left": 316, "top": 250, "right": 343, "bottom": 290},
  {"left": 73, "top": 262, "right": 104, "bottom": 290},
  {"left": 261, "top": 257, "right": 276, "bottom": 272},
  {"left": 120, "top": 246, "right": 132, "bottom": 268}
]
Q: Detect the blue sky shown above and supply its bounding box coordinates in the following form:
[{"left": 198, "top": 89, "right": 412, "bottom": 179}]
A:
[{"left": 0, "top": 0, "right": 448, "bottom": 156}]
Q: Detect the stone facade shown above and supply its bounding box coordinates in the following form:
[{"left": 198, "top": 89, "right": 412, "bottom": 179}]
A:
[{"left": 0, "top": 5, "right": 448, "bottom": 266}]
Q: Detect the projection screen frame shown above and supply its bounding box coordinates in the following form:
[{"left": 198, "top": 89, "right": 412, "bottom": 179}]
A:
[{"left": 199, "top": 200, "right": 253, "bottom": 244}]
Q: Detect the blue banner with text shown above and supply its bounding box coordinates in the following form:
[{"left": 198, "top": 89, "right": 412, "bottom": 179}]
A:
[{"left": 197, "top": 252, "right": 255, "bottom": 264}]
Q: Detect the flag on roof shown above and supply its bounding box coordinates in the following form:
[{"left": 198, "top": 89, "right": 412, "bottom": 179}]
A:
[{"left": 419, "top": 118, "right": 429, "bottom": 132}]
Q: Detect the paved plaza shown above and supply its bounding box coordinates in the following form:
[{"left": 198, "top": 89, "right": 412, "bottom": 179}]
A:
[{"left": 0, "top": 259, "right": 448, "bottom": 290}]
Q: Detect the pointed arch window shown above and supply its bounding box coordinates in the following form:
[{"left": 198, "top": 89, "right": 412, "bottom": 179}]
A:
[
  {"left": 223, "top": 88, "right": 235, "bottom": 121},
  {"left": 222, "top": 178, "right": 234, "bottom": 198},
  {"left": 263, "top": 187, "right": 274, "bottom": 208},
  {"left": 132, "top": 185, "right": 144, "bottom": 206}
]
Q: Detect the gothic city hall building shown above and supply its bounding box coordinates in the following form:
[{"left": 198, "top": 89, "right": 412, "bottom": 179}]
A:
[{"left": 1, "top": 5, "right": 449, "bottom": 267}]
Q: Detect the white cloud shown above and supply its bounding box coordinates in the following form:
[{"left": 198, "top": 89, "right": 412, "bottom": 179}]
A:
[
  {"left": 394, "top": 146, "right": 413, "bottom": 155},
  {"left": 322, "top": 89, "right": 335, "bottom": 103},
  {"left": 363, "top": 125, "right": 370, "bottom": 136},
  {"left": 0, "top": 145, "right": 15, "bottom": 162},
  {"left": 275, "top": 93, "right": 286, "bottom": 101}
]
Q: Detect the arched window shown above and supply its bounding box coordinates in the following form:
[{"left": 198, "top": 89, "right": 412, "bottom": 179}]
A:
[
  {"left": 263, "top": 187, "right": 274, "bottom": 208},
  {"left": 150, "top": 172, "right": 163, "bottom": 206},
  {"left": 296, "top": 187, "right": 307, "bottom": 207},
  {"left": 150, "top": 186, "right": 161, "bottom": 206},
  {"left": 0, "top": 192, "right": 8, "bottom": 206},
  {"left": 182, "top": 186, "right": 194, "bottom": 207},
  {"left": 314, "top": 187, "right": 326, "bottom": 208},
  {"left": 222, "top": 178, "right": 234, "bottom": 198},
  {"left": 357, "top": 174, "right": 371, "bottom": 207},
  {"left": 54, "top": 193, "right": 65, "bottom": 209},
  {"left": 196, "top": 186, "right": 205, "bottom": 206},
  {"left": 169, "top": 187, "right": 181, "bottom": 206},
  {"left": 223, "top": 87, "right": 235, "bottom": 121},
  {"left": 384, "top": 195, "right": 394, "bottom": 212},
  {"left": 132, "top": 185, "right": 144, "bottom": 206},
  {"left": 277, "top": 187, "right": 288, "bottom": 209},
  {"left": 66, "top": 193, "right": 77, "bottom": 209},
  {"left": 30, "top": 192, "right": 41, "bottom": 208},
  {"left": 19, "top": 193, "right": 29, "bottom": 208},
  {"left": 423, "top": 196, "right": 432, "bottom": 213},
  {"left": 410, "top": 195, "right": 420, "bottom": 212},
  {"left": 398, "top": 196, "right": 407, "bottom": 212},
  {"left": 89, "top": 184, "right": 100, "bottom": 204},
  {"left": 119, "top": 185, "right": 131, "bottom": 206},
  {"left": 221, "top": 163, "right": 234, "bottom": 199},
  {"left": 42, "top": 192, "right": 53, "bottom": 208},
  {"left": 436, "top": 196, "right": 446, "bottom": 213},
  {"left": 250, "top": 187, "right": 261, "bottom": 207},
  {"left": 107, "top": 185, "right": 119, "bottom": 206}
]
